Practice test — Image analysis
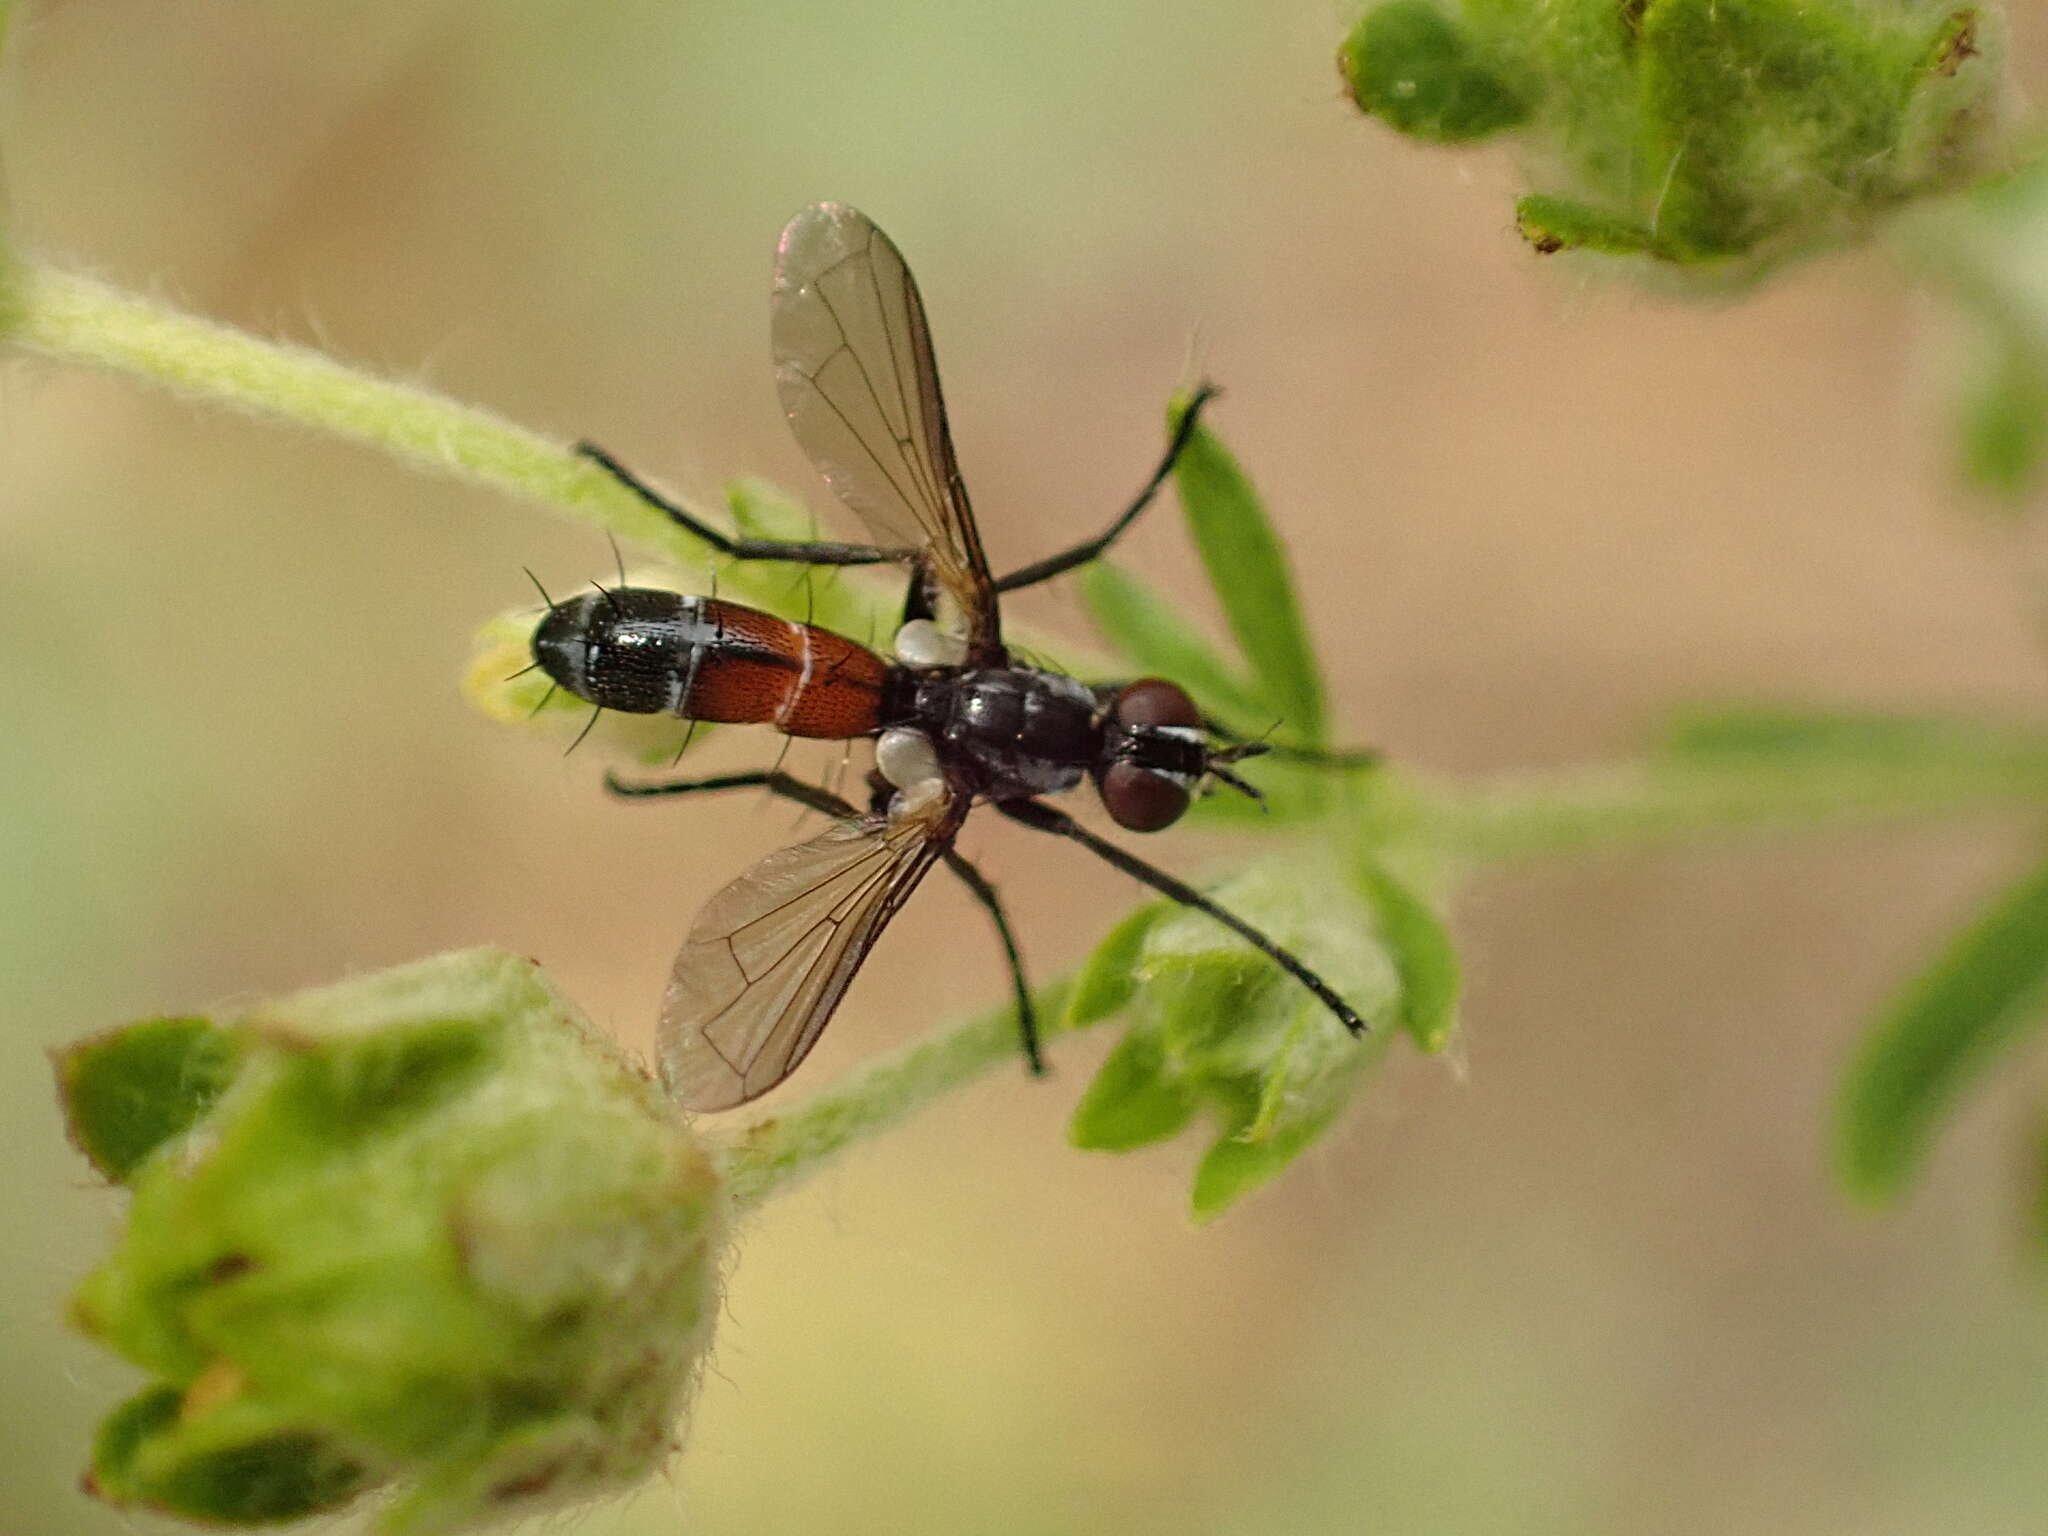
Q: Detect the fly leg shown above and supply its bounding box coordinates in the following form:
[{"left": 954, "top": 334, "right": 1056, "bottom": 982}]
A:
[
  {"left": 994, "top": 797, "right": 1366, "bottom": 1035},
  {"left": 604, "top": 768, "right": 858, "bottom": 818},
  {"left": 606, "top": 768, "right": 1045, "bottom": 1074},
  {"left": 578, "top": 443, "right": 916, "bottom": 569},
  {"left": 935, "top": 849, "right": 1043, "bottom": 1075},
  {"left": 991, "top": 382, "right": 1219, "bottom": 594}
]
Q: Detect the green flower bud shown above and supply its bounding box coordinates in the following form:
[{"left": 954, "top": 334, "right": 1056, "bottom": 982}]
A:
[
  {"left": 57, "top": 949, "right": 725, "bottom": 1534},
  {"left": 1068, "top": 849, "right": 1455, "bottom": 1220},
  {"left": 1340, "top": 0, "right": 2007, "bottom": 277}
]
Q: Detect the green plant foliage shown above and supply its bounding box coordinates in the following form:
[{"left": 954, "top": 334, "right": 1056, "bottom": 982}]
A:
[
  {"left": 54, "top": 1017, "right": 243, "bottom": 1184},
  {"left": 1341, "top": 0, "right": 2005, "bottom": 276},
  {"left": 1078, "top": 561, "right": 1271, "bottom": 735},
  {"left": 1066, "top": 856, "right": 1399, "bottom": 1219},
  {"left": 1065, "top": 900, "right": 1172, "bottom": 1030},
  {"left": 1839, "top": 855, "right": 2048, "bottom": 1202},
  {"left": 1166, "top": 393, "right": 1328, "bottom": 746},
  {"left": 61, "top": 949, "right": 726, "bottom": 1534},
  {"left": 1660, "top": 704, "right": 2048, "bottom": 771},
  {"left": 1900, "top": 144, "right": 2048, "bottom": 498},
  {"left": 1337, "top": 0, "right": 1532, "bottom": 142},
  {"left": 1352, "top": 854, "right": 1461, "bottom": 1052},
  {"left": 1958, "top": 340, "right": 2048, "bottom": 495}
]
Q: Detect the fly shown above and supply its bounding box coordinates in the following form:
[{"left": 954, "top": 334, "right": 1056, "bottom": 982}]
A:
[{"left": 531, "top": 202, "right": 1368, "bottom": 1111}]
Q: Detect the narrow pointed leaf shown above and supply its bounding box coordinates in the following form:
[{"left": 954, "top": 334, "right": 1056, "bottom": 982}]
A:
[
  {"left": 1169, "top": 398, "right": 1326, "bottom": 745},
  {"left": 1078, "top": 561, "right": 1272, "bottom": 735},
  {"left": 1191, "top": 1080, "right": 1346, "bottom": 1223},
  {"left": 1065, "top": 901, "right": 1171, "bottom": 1029},
  {"left": 1070, "top": 1029, "right": 1199, "bottom": 1152},
  {"left": 1839, "top": 854, "right": 2048, "bottom": 1202},
  {"left": 1353, "top": 855, "right": 1461, "bottom": 1052},
  {"left": 1662, "top": 706, "right": 2048, "bottom": 770},
  {"left": 54, "top": 1017, "right": 243, "bottom": 1184}
]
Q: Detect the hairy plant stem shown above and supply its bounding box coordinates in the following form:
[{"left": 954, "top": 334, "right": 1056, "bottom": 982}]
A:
[
  {"left": 1370, "top": 757, "right": 2048, "bottom": 863},
  {"left": 11, "top": 258, "right": 2048, "bottom": 1204},
  {"left": 1, "top": 260, "right": 722, "bottom": 561},
  {"left": 723, "top": 982, "right": 1075, "bottom": 1209}
]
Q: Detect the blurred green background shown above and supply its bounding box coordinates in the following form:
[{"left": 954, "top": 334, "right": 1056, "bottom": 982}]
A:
[{"left": 7, "top": 3, "right": 2048, "bottom": 1533}]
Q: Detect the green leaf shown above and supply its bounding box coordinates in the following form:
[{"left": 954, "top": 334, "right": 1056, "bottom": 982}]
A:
[
  {"left": 1661, "top": 706, "right": 2048, "bottom": 772},
  {"left": 1065, "top": 901, "right": 1172, "bottom": 1029},
  {"left": 1514, "top": 194, "right": 1658, "bottom": 257},
  {"left": 1192, "top": 1112, "right": 1343, "bottom": 1223},
  {"left": 1169, "top": 398, "right": 1326, "bottom": 745},
  {"left": 88, "top": 1385, "right": 373, "bottom": 1527},
  {"left": 1070, "top": 1028, "right": 1200, "bottom": 1152},
  {"left": 1904, "top": 142, "right": 2048, "bottom": 500},
  {"left": 1338, "top": 0, "right": 1531, "bottom": 143},
  {"left": 1353, "top": 856, "right": 1461, "bottom": 1052},
  {"left": 1839, "top": 855, "right": 2048, "bottom": 1202},
  {"left": 1959, "top": 339, "right": 2048, "bottom": 498},
  {"left": 1078, "top": 561, "right": 1272, "bottom": 734},
  {"left": 54, "top": 1017, "right": 243, "bottom": 1184}
]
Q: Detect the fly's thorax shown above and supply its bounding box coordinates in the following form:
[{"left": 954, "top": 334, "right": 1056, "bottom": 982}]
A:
[{"left": 904, "top": 668, "right": 1097, "bottom": 799}]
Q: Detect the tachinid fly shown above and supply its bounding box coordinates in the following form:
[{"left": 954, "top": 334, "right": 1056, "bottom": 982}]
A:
[{"left": 531, "top": 202, "right": 1367, "bottom": 1111}]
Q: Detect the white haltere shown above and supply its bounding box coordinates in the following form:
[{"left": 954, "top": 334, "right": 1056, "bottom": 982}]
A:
[{"left": 894, "top": 618, "right": 969, "bottom": 669}]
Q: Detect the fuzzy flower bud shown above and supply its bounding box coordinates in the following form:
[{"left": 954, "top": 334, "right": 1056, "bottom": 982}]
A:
[
  {"left": 56, "top": 949, "right": 724, "bottom": 1534},
  {"left": 1066, "top": 848, "right": 1457, "bottom": 1220},
  {"left": 1341, "top": 0, "right": 2005, "bottom": 276}
]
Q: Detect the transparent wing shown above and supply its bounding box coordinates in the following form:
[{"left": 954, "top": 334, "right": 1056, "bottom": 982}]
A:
[
  {"left": 771, "top": 202, "right": 998, "bottom": 653},
  {"left": 658, "top": 784, "right": 968, "bottom": 1111}
]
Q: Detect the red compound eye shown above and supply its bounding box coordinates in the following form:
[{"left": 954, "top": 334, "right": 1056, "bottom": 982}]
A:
[
  {"left": 1099, "top": 760, "right": 1192, "bottom": 832},
  {"left": 1112, "top": 678, "right": 1200, "bottom": 730}
]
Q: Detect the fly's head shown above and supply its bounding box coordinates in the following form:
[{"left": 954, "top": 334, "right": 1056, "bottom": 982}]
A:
[{"left": 1094, "top": 678, "right": 1268, "bottom": 832}]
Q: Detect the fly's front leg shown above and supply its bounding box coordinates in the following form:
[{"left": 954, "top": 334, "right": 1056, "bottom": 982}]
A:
[{"left": 994, "top": 797, "right": 1366, "bottom": 1035}]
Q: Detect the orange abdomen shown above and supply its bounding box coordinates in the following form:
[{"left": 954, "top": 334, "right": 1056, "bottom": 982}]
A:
[{"left": 682, "top": 598, "right": 888, "bottom": 739}]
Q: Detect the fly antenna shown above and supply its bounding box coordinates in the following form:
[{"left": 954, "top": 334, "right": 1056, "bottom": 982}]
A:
[
  {"left": 565, "top": 704, "right": 604, "bottom": 756},
  {"left": 1207, "top": 762, "right": 1268, "bottom": 809},
  {"left": 524, "top": 568, "right": 557, "bottom": 611}
]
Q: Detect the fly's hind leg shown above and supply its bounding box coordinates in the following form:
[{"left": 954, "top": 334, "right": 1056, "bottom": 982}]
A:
[
  {"left": 577, "top": 443, "right": 915, "bottom": 569},
  {"left": 938, "top": 849, "right": 1043, "bottom": 1075}
]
